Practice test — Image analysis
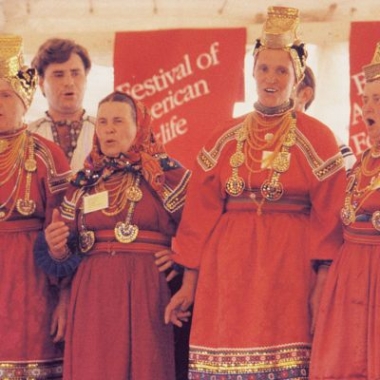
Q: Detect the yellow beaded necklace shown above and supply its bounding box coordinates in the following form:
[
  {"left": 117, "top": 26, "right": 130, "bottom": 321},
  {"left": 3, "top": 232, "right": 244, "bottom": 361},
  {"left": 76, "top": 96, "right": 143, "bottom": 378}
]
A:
[
  {"left": 225, "top": 110, "right": 297, "bottom": 215},
  {"left": 95, "top": 171, "right": 134, "bottom": 216},
  {"left": 341, "top": 153, "right": 380, "bottom": 227},
  {"left": 0, "top": 128, "right": 37, "bottom": 221}
]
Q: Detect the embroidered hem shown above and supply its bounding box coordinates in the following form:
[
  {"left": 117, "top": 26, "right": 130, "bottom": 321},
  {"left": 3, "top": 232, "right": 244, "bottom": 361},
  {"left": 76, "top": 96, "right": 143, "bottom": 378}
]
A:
[
  {"left": 188, "top": 343, "right": 310, "bottom": 379},
  {"left": 0, "top": 358, "right": 63, "bottom": 379}
]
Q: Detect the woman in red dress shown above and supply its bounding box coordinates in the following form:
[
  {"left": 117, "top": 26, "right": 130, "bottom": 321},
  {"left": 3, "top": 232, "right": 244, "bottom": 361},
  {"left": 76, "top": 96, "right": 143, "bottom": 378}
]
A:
[
  {"left": 0, "top": 35, "right": 71, "bottom": 378},
  {"left": 164, "top": 7, "right": 347, "bottom": 379},
  {"left": 310, "top": 42, "right": 380, "bottom": 380},
  {"left": 36, "top": 91, "right": 191, "bottom": 379}
]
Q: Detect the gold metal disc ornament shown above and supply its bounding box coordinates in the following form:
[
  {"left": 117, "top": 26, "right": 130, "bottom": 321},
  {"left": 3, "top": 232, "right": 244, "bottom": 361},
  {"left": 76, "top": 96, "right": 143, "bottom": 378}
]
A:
[
  {"left": 272, "top": 152, "right": 290, "bottom": 173},
  {"left": 340, "top": 206, "right": 355, "bottom": 226},
  {"left": 125, "top": 186, "right": 143, "bottom": 202},
  {"left": 229, "top": 152, "right": 245, "bottom": 168},
  {"left": 371, "top": 210, "right": 380, "bottom": 231},
  {"left": 79, "top": 230, "right": 95, "bottom": 253},
  {"left": 24, "top": 158, "right": 37, "bottom": 172},
  {"left": 114, "top": 222, "right": 139, "bottom": 243},
  {"left": 16, "top": 199, "right": 36, "bottom": 216},
  {"left": 260, "top": 180, "right": 284, "bottom": 201},
  {"left": 225, "top": 176, "right": 245, "bottom": 197}
]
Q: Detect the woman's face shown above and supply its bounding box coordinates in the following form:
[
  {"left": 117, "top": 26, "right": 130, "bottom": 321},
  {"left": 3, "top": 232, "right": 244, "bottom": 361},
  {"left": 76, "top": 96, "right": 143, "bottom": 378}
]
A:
[
  {"left": 253, "top": 49, "right": 297, "bottom": 108},
  {"left": 0, "top": 79, "right": 26, "bottom": 133},
  {"left": 362, "top": 80, "right": 380, "bottom": 144},
  {"left": 96, "top": 101, "right": 138, "bottom": 157}
]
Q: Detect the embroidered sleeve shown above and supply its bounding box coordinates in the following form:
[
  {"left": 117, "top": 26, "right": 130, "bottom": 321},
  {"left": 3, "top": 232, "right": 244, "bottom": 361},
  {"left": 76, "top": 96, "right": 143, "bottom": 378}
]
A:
[
  {"left": 197, "top": 123, "right": 243, "bottom": 172},
  {"left": 295, "top": 128, "right": 345, "bottom": 181}
]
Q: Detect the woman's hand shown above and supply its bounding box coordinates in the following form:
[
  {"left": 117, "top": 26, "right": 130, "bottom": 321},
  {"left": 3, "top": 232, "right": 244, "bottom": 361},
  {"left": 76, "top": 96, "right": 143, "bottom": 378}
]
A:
[
  {"left": 155, "top": 249, "right": 178, "bottom": 282},
  {"left": 164, "top": 288, "right": 193, "bottom": 327},
  {"left": 45, "top": 209, "right": 70, "bottom": 260},
  {"left": 50, "top": 287, "right": 70, "bottom": 343},
  {"left": 165, "top": 268, "right": 198, "bottom": 327}
]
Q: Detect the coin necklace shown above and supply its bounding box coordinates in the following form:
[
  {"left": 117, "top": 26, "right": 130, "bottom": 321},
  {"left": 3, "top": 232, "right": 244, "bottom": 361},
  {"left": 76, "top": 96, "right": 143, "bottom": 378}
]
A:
[
  {"left": 114, "top": 173, "right": 143, "bottom": 243},
  {"left": 0, "top": 130, "right": 36, "bottom": 220},
  {"left": 16, "top": 133, "right": 37, "bottom": 216},
  {"left": 225, "top": 112, "right": 297, "bottom": 214},
  {"left": 341, "top": 156, "right": 380, "bottom": 228}
]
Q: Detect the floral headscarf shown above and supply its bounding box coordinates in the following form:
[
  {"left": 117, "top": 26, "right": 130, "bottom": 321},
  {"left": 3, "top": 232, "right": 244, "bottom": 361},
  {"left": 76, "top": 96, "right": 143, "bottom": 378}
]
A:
[{"left": 74, "top": 91, "right": 166, "bottom": 195}]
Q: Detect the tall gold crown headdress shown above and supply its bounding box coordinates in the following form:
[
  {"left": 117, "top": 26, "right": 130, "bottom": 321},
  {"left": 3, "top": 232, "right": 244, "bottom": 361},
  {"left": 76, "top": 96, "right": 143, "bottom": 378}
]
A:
[
  {"left": 253, "top": 6, "right": 307, "bottom": 81},
  {"left": 0, "top": 35, "right": 38, "bottom": 108},
  {"left": 363, "top": 42, "right": 380, "bottom": 83}
]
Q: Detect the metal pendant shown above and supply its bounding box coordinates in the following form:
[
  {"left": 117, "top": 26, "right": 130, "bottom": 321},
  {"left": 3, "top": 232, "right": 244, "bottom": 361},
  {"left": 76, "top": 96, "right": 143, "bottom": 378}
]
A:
[
  {"left": 236, "top": 127, "right": 247, "bottom": 142},
  {"left": 272, "top": 152, "right": 290, "bottom": 173},
  {"left": 283, "top": 127, "right": 297, "bottom": 147},
  {"left": 25, "top": 158, "right": 37, "bottom": 172},
  {"left": 260, "top": 180, "right": 284, "bottom": 201},
  {"left": 225, "top": 176, "right": 245, "bottom": 197},
  {"left": 229, "top": 152, "right": 245, "bottom": 168},
  {"left": 114, "top": 222, "right": 139, "bottom": 243},
  {"left": 79, "top": 230, "right": 95, "bottom": 253},
  {"left": 371, "top": 210, "right": 380, "bottom": 231},
  {"left": 340, "top": 206, "right": 355, "bottom": 226},
  {"left": 16, "top": 199, "right": 36, "bottom": 216},
  {"left": 125, "top": 186, "right": 143, "bottom": 202}
]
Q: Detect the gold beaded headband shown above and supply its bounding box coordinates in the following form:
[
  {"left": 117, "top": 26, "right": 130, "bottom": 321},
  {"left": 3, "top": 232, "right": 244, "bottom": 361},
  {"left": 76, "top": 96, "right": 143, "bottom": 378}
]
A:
[
  {"left": 253, "top": 6, "right": 307, "bottom": 82},
  {"left": 0, "top": 35, "right": 38, "bottom": 109},
  {"left": 363, "top": 41, "right": 380, "bottom": 83}
]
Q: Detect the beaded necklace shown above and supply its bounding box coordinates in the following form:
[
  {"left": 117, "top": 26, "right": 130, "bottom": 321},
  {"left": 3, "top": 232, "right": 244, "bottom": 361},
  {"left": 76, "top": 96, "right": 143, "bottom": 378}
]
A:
[
  {"left": 95, "top": 171, "right": 138, "bottom": 216},
  {"left": 78, "top": 172, "right": 143, "bottom": 252},
  {"left": 0, "top": 128, "right": 37, "bottom": 221},
  {"left": 0, "top": 132, "right": 26, "bottom": 186},
  {"left": 47, "top": 111, "right": 84, "bottom": 162},
  {"left": 341, "top": 150, "right": 380, "bottom": 229},
  {"left": 225, "top": 102, "right": 296, "bottom": 215}
]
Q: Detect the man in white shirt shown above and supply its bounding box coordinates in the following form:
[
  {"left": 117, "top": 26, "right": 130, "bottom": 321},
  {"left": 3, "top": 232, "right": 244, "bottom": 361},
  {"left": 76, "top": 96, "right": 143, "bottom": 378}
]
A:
[{"left": 29, "top": 38, "right": 95, "bottom": 173}]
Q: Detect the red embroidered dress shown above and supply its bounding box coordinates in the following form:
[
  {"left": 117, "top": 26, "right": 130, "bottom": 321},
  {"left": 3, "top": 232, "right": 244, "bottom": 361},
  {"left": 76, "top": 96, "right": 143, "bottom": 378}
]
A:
[
  {"left": 310, "top": 150, "right": 380, "bottom": 379},
  {"left": 173, "top": 111, "right": 347, "bottom": 379},
  {"left": 58, "top": 159, "right": 190, "bottom": 380},
  {"left": 0, "top": 128, "right": 71, "bottom": 379},
  {"left": 35, "top": 94, "right": 192, "bottom": 380}
]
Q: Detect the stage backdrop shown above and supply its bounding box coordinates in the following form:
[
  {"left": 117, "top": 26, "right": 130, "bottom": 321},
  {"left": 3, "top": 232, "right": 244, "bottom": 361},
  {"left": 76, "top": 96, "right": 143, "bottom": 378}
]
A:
[
  {"left": 349, "top": 21, "right": 380, "bottom": 156},
  {"left": 114, "top": 28, "right": 246, "bottom": 169}
]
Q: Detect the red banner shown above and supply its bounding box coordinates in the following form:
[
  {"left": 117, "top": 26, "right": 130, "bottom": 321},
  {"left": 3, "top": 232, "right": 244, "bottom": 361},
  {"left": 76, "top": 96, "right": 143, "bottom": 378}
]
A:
[
  {"left": 349, "top": 22, "right": 380, "bottom": 155},
  {"left": 114, "top": 28, "right": 246, "bottom": 169}
]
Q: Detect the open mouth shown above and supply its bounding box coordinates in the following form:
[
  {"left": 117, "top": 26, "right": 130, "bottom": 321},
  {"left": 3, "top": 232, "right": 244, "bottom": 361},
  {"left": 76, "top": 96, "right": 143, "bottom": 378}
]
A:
[
  {"left": 265, "top": 88, "right": 276, "bottom": 93},
  {"left": 366, "top": 118, "right": 376, "bottom": 126}
]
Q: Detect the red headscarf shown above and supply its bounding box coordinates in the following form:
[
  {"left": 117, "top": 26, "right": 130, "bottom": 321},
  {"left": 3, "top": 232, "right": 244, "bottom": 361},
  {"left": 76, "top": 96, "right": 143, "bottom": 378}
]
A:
[{"left": 79, "top": 92, "right": 167, "bottom": 195}]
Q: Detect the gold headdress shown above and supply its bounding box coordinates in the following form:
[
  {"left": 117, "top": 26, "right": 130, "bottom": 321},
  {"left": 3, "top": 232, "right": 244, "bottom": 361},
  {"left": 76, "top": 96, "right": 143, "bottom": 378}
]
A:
[
  {"left": 253, "top": 6, "right": 307, "bottom": 81},
  {"left": 363, "top": 42, "right": 380, "bottom": 83},
  {"left": 0, "top": 35, "right": 38, "bottom": 108}
]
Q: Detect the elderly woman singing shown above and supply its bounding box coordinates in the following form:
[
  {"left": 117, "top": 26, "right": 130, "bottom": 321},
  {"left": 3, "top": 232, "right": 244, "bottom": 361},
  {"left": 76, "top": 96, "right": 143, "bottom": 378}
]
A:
[{"left": 35, "top": 90, "right": 191, "bottom": 380}]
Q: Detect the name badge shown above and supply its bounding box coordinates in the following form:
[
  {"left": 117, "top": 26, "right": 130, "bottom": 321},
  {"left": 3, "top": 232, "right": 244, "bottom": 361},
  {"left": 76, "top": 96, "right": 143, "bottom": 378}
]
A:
[{"left": 83, "top": 191, "right": 109, "bottom": 214}]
